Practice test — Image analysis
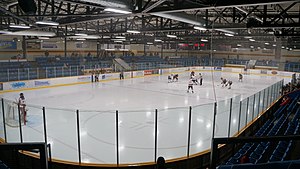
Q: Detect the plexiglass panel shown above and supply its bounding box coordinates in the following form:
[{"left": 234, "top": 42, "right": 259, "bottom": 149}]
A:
[
  {"left": 80, "top": 110, "right": 116, "bottom": 164},
  {"left": 157, "top": 107, "right": 189, "bottom": 160}
]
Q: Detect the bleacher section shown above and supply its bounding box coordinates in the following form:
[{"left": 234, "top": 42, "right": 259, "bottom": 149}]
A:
[
  {"left": 285, "top": 62, "right": 300, "bottom": 73},
  {"left": 0, "top": 56, "right": 296, "bottom": 83},
  {"left": 220, "top": 92, "right": 300, "bottom": 169},
  {"left": 218, "top": 160, "right": 300, "bottom": 169}
]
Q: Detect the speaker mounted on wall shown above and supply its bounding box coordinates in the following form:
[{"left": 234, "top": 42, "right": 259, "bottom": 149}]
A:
[{"left": 18, "top": 0, "right": 37, "bottom": 14}]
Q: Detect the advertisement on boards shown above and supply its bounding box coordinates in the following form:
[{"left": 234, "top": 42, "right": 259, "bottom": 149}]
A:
[
  {"left": 144, "top": 70, "right": 153, "bottom": 75},
  {"left": 34, "top": 80, "right": 50, "bottom": 87},
  {"left": 77, "top": 76, "right": 91, "bottom": 82},
  {"left": 10, "top": 82, "right": 26, "bottom": 89},
  {"left": 261, "top": 70, "right": 267, "bottom": 74}
]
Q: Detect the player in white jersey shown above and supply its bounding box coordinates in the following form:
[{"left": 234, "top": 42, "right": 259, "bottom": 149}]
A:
[
  {"left": 191, "top": 75, "right": 198, "bottom": 85},
  {"left": 187, "top": 79, "right": 194, "bottom": 93},
  {"left": 18, "top": 93, "right": 27, "bottom": 125},
  {"left": 168, "top": 75, "right": 173, "bottom": 83}
]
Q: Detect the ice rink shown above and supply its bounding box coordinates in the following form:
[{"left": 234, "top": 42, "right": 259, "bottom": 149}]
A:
[{"left": 0, "top": 71, "right": 285, "bottom": 164}]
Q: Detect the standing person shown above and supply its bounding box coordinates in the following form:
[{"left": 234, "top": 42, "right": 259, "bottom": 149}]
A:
[
  {"left": 199, "top": 73, "right": 203, "bottom": 85},
  {"left": 239, "top": 73, "right": 243, "bottom": 82},
  {"left": 120, "top": 71, "right": 124, "bottom": 80},
  {"left": 18, "top": 93, "right": 27, "bottom": 125},
  {"left": 94, "top": 73, "right": 99, "bottom": 82},
  {"left": 187, "top": 79, "right": 194, "bottom": 93},
  {"left": 91, "top": 73, "right": 94, "bottom": 82}
]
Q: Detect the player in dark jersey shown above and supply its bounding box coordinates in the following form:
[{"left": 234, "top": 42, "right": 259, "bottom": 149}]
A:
[
  {"left": 220, "top": 77, "right": 227, "bottom": 87},
  {"left": 239, "top": 73, "right": 243, "bottom": 82}
]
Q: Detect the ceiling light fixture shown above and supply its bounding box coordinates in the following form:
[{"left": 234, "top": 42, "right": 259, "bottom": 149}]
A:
[
  {"left": 105, "top": 49, "right": 116, "bottom": 51},
  {"left": 38, "top": 37, "right": 50, "bottom": 40},
  {"left": 127, "top": 30, "right": 140, "bottom": 34},
  {"left": 0, "top": 30, "right": 12, "bottom": 34},
  {"left": 75, "top": 33, "right": 88, "bottom": 36},
  {"left": 154, "top": 39, "right": 162, "bottom": 42},
  {"left": 116, "top": 36, "right": 126, "bottom": 39},
  {"left": 167, "top": 34, "right": 177, "bottom": 38},
  {"left": 104, "top": 8, "right": 132, "bottom": 14},
  {"left": 4, "top": 30, "right": 55, "bottom": 37},
  {"left": 36, "top": 21, "right": 59, "bottom": 26},
  {"left": 224, "top": 33, "right": 234, "bottom": 37},
  {"left": 9, "top": 25, "right": 30, "bottom": 29},
  {"left": 249, "top": 39, "right": 255, "bottom": 41},
  {"left": 201, "top": 39, "right": 208, "bottom": 42},
  {"left": 194, "top": 26, "right": 207, "bottom": 31},
  {"left": 112, "top": 38, "right": 126, "bottom": 41}
]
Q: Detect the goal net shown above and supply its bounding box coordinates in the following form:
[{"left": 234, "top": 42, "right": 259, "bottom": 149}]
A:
[{"left": 5, "top": 101, "right": 23, "bottom": 127}]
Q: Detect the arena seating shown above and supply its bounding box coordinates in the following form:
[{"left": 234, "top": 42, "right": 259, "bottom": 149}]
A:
[
  {"left": 285, "top": 62, "right": 300, "bottom": 73},
  {"left": 223, "top": 93, "right": 300, "bottom": 167},
  {"left": 218, "top": 160, "right": 300, "bottom": 169}
]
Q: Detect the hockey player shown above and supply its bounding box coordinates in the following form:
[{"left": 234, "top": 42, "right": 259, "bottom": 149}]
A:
[
  {"left": 199, "top": 73, "right": 203, "bottom": 85},
  {"left": 227, "top": 80, "right": 233, "bottom": 89},
  {"left": 191, "top": 74, "right": 198, "bottom": 85},
  {"left": 168, "top": 74, "right": 172, "bottom": 83},
  {"left": 18, "top": 93, "right": 27, "bottom": 125},
  {"left": 187, "top": 79, "right": 194, "bottom": 93},
  {"left": 220, "top": 77, "right": 227, "bottom": 87},
  {"left": 239, "top": 73, "right": 243, "bottom": 82},
  {"left": 173, "top": 74, "right": 179, "bottom": 82},
  {"left": 190, "top": 71, "right": 195, "bottom": 78}
]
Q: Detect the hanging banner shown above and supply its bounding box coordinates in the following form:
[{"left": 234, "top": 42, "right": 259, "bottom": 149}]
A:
[
  {"left": 27, "top": 42, "right": 41, "bottom": 49},
  {"left": 76, "top": 42, "right": 89, "bottom": 48},
  {"left": 42, "top": 43, "right": 58, "bottom": 49},
  {"left": 0, "top": 41, "right": 17, "bottom": 50}
]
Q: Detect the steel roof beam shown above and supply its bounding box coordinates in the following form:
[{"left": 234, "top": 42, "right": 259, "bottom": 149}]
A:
[{"left": 150, "top": 0, "right": 299, "bottom": 13}]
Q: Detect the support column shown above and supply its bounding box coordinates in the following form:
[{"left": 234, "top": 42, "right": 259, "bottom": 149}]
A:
[
  {"left": 275, "top": 38, "right": 284, "bottom": 70},
  {"left": 161, "top": 44, "right": 163, "bottom": 59},
  {"left": 22, "top": 36, "right": 27, "bottom": 58},
  {"left": 144, "top": 43, "right": 146, "bottom": 56},
  {"left": 97, "top": 42, "right": 100, "bottom": 57},
  {"left": 64, "top": 25, "right": 67, "bottom": 57}
]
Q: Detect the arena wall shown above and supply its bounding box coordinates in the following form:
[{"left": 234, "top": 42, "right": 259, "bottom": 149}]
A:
[{"left": 0, "top": 66, "right": 296, "bottom": 92}]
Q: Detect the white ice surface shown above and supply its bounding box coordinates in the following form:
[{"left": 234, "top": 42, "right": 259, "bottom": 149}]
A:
[{"left": 0, "top": 71, "right": 285, "bottom": 164}]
